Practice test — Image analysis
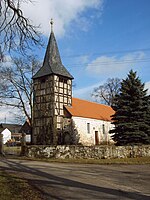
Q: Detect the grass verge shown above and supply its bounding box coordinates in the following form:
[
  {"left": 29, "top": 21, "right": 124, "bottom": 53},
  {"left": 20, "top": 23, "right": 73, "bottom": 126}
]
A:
[
  {"left": 0, "top": 170, "right": 43, "bottom": 200},
  {"left": 5, "top": 155, "right": 150, "bottom": 165},
  {"left": 35, "top": 157, "right": 150, "bottom": 164},
  {"left": 3, "top": 146, "right": 21, "bottom": 155}
]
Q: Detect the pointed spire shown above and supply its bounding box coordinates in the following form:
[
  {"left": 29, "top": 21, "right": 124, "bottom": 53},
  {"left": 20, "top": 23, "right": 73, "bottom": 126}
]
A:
[{"left": 33, "top": 20, "right": 73, "bottom": 80}]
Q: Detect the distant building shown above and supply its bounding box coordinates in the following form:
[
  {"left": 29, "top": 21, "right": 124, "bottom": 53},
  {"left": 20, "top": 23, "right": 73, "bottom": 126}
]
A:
[
  {"left": 0, "top": 123, "right": 22, "bottom": 144},
  {"left": 20, "top": 120, "right": 32, "bottom": 143},
  {"left": 0, "top": 127, "right": 11, "bottom": 144},
  {"left": 32, "top": 20, "right": 114, "bottom": 145}
]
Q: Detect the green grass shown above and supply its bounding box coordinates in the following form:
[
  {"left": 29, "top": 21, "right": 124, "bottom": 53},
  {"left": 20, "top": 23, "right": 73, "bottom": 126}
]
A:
[{"left": 0, "top": 170, "right": 42, "bottom": 200}]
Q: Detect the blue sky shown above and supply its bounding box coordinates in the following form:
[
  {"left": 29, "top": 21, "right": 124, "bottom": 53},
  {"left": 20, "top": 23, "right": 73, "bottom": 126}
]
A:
[
  {"left": 22, "top": 0, "right": 150, "bottom": 100},
  {"left": 1, "top": 0, "right": 150, "bottom": 123},
  {"left": 60, "top": 0, "right": 150, "bottom": 99}
]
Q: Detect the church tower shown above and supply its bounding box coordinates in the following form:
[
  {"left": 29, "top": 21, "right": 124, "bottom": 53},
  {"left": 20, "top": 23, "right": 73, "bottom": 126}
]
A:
[{"left": 32, "top": 20, "right": 74, "bottom": 144}]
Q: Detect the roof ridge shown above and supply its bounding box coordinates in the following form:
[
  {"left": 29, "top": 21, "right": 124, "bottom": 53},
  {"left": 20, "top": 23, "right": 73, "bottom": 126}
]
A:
[{"left": 1, "top": 123, "right": 22, "bottom": 126}]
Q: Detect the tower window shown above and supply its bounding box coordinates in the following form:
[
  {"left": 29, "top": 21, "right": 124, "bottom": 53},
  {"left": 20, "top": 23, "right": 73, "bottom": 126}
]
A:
[
  {"left": 40, "top": 78, "right": 46, "bottom": 83},
  {"left": 64, "top": 79, "right": 67, "bottom": 84},
  {"left": 59, "top": 77, "right": 67, "bottom": 84}
]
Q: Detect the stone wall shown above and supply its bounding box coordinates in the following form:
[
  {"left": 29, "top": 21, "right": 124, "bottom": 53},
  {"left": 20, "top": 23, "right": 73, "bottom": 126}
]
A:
[{"left": 25, "top": 145, "right": 150, "bottom": 159}]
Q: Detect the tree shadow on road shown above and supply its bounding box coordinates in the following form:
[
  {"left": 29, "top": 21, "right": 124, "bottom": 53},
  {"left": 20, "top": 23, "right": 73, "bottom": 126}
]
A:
[{"left": 0, "top": 158, "right": 150, "bottom": 200}]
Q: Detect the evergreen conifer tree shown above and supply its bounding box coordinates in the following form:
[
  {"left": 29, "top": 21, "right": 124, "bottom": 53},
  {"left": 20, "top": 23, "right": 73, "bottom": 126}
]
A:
[{"left": 110, "top": 70, "right": 150, "bottom": 145}]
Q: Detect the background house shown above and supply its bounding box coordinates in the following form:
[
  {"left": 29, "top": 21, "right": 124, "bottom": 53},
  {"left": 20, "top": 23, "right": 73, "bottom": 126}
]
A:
[
  {"left": 19, "top": 120, "right": 32, "bottom": 143},
  {"left": 0, "top": 123, "right": 22, "bottom": 144},
  {"left": 0, "top": 127, "right": 11, "bottom": 144}
]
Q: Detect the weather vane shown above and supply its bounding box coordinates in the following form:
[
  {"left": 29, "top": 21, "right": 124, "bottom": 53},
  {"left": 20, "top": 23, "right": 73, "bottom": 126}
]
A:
[{"left": 50, "top": 18, "right": 53, "bottom": 32}]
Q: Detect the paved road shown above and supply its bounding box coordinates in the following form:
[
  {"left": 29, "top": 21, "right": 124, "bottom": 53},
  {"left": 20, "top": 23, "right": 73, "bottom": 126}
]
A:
[{"left": 0, "top": 158, "right": 150, "bottom": 200}]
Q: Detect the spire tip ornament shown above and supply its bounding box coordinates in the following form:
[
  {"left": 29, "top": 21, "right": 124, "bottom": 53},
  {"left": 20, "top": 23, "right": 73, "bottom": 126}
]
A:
[{"left": 50, "top": 18, "right": 54, "bottom": 32}]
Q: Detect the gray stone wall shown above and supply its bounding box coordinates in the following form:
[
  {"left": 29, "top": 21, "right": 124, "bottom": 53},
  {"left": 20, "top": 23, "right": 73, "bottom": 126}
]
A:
[{"left": 25, "top": 145, "right": 150, "bottom": 159}]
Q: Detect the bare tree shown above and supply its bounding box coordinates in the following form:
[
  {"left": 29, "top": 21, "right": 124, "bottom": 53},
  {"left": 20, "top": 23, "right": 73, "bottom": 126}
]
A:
[
  {"left": 92, "top": 78, "right": 121, "bottom": 107},
  {"left": 0, "top": 56, "right": 41, "bottom": 125},
  {"left": 0, "top": 0, "right": 42, "bottom": 60}
]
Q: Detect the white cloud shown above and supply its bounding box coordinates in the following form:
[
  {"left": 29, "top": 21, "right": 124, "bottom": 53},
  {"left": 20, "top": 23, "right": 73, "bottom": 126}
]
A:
[
  {"left": 21, "top": 0, "right": 103, "bottom": 37},
  {"left": 75, "top": 55, "right": 90, "bottom": 65},
  {"left": 73, "top": 78, "right": 150, "bottom": 103},
  {"left": 0, "top": 106, "right": 25, "bottom": 124},
  {"left": 0, "top": 107, "right": 14, "bottom": 123},
  {"left": 73, "top": 81, "right": 103, "bottom": 100},
  {"left": 86, "top": 51, "right": 145, "bottom": 77}
]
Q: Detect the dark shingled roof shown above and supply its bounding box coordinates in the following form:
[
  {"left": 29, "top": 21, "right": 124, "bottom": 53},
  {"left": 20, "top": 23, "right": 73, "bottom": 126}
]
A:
[
  {"left": 33, "top": 31, "right": 73, "bottom": 79},
  {"left": 0, "top": 127, "right": 5, "bottom": 133},
  {"left": 0, "top": 123, "right": 22, "bottom": 133}
]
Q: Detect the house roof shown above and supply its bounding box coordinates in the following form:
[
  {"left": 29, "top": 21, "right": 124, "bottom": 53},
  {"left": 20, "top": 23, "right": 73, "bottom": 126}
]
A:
[
  {"left": 0, "top": 123, "right": 22, "bottom": 133},
  {"left": 0, "top": 127, "right": 5, "bottom": 133},
  {"left": 20, "top": 120, "right": 32, "bottom": 134},
  {"left": 65, "top": 98, "right": 115, "bottom": 121},
  {"left": 33, "top": 30, "right": 73, "bottom": 80}
]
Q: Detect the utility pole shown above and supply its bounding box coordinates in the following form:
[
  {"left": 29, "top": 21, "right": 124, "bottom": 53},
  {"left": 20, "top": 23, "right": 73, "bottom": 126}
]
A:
[
  {"left": 4, "top": 115, "right": 6, "bottom": 123},
  {"left": 0, "top": 133, "right": 4, "bottom": 156}
]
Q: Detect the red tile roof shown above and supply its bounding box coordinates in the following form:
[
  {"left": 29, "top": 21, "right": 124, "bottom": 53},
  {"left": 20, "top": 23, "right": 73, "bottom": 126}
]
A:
[{"left": 65, "top": 98, "right": 115, "bottom": 121}]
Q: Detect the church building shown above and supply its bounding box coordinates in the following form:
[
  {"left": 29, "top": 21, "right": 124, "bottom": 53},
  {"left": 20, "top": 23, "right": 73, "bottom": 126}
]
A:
[{"left": 32, "top": 20, "right": 114, "bottom": 145}]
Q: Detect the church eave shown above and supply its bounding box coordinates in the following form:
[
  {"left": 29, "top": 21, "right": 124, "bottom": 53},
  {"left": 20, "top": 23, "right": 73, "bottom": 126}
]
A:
[{"left": 33, "top": 62, "right": 74, "bottom": 79}]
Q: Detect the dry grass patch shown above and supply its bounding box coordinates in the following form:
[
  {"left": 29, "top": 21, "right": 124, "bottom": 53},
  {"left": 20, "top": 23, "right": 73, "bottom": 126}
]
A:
[
  {"left": 0, "top": 170, "right": 43, "bottom": 200},
  {"left": 45, "top": 157, "right": 150, "bottom": 164},
  {"left": 11, "top": 156, "right": 150, "bottom": 165},
  {"left": 3, "top": 146, "right": 21, "bottom": 155}
]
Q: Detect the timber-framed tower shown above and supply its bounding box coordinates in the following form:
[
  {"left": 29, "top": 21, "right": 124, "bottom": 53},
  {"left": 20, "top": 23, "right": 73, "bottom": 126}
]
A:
[{"left": 32, "top": 20, "right": 73, "bottom": 144}]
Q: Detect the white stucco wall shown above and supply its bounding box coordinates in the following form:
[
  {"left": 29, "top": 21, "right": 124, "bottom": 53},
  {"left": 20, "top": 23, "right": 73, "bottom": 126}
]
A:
[
  {"left": 1, "top": 128, "right": 11, "bottom": 144},
  {"left": 72, "top": 116, "right": 114, "bottom": 146}
]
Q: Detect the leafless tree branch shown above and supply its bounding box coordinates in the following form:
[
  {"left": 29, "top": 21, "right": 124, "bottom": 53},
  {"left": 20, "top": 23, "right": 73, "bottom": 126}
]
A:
[
  {"left": 0, "top": 56, "right": 41, "bottom": 124},
  {"left": 92, "top": 78, "right": 121, "bottom": 107},
  {"left": 0, "top": 0, "right": 42, "bottom": 61}
]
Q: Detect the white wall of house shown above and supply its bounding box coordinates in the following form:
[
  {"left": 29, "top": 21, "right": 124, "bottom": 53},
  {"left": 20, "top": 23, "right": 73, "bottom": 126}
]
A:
[
  {"left": 1, "top": 128, "right": 11, "bottom": 144},
  {"left": 72, "top": 116, "right": 114, "bottom": 146},
  {"left": 26, "top": 134, "right": 31, "bottom": 143}
]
